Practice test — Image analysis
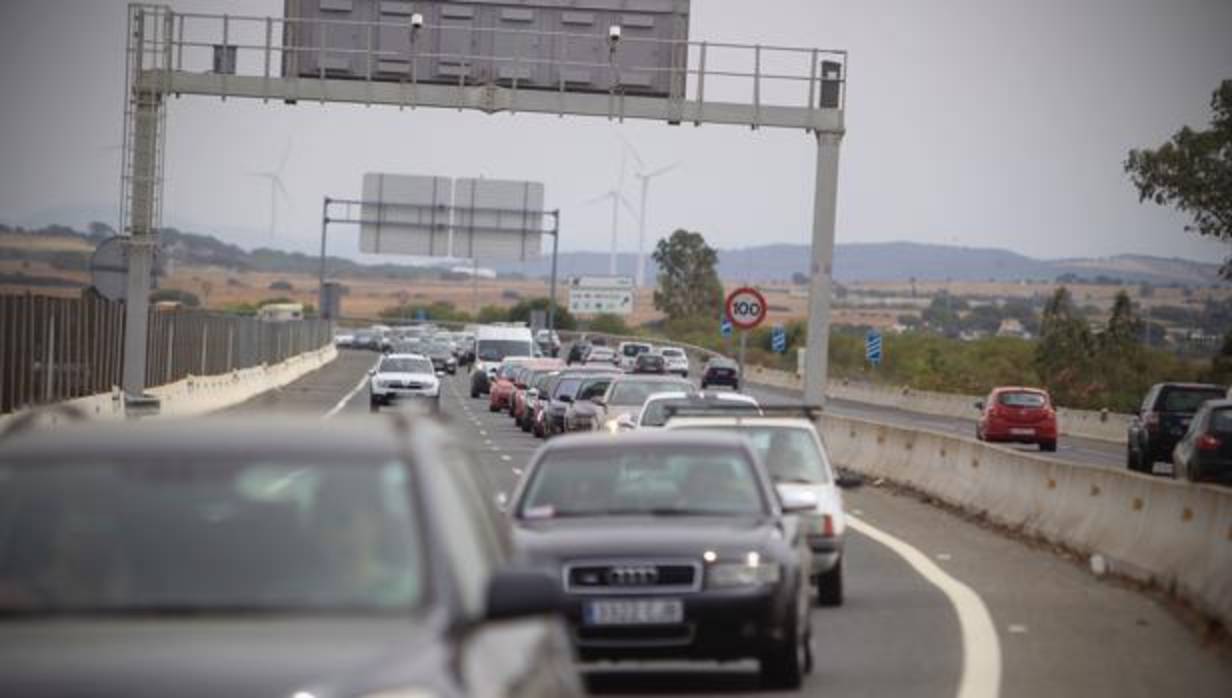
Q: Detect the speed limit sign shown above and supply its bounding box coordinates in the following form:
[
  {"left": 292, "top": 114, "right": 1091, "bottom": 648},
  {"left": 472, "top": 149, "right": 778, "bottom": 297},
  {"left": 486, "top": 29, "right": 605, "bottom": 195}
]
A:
[{"left": 725, "top": 286, "right": 768, "bottom": 330}]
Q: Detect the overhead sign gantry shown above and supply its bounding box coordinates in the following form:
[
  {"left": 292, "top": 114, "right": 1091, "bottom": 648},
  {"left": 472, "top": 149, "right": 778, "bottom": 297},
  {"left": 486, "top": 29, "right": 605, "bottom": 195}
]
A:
[{"left": 117, "top": 1, "right": 846, "bottom": 406}]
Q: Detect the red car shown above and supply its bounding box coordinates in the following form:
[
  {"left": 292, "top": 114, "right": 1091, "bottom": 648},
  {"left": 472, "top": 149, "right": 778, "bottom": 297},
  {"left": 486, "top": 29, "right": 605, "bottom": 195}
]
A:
[
  {"left": 976, "top": 387, "right": 1058, "bottom": 452},
  {"left": 488, "top": 363, "right": 523, "bottom": 412}
]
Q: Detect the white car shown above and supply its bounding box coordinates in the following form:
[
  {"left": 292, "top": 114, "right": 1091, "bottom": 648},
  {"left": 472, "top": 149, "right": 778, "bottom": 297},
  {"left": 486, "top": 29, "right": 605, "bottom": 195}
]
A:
[
  {"left": 333, "top": 331, "right": 355, "bottom": 348},
  {"left": 659, "top": 346, "right": 690, "bottom": 377},
  {"left": 369, "top": 353, "right": 440, "bottom": 412},
  {"left": 630, "top": 390, "right": 760, "bottom": 430},
  {"left": 470, "top": 325, "right": 535, "bottom": 398},
  {"left": 664, "top": 410, "right": 858, "bottom": 606},
  {"left": 583, "top": 345, "right": 618, "bottom": 365}
]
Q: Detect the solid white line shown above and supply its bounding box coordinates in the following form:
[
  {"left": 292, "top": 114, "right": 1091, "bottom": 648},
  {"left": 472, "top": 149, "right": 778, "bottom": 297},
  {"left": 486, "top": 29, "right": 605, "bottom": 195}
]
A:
[
  {"left": 323, "top": 359, "right": 379, "bottom": 419},
  {"left": 847, "top": 516, "right": 1001, "bottom": 698}
]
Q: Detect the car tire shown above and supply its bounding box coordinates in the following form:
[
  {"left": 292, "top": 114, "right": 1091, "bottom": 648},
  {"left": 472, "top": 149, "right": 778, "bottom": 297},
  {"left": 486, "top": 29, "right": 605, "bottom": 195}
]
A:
[
  {"left": 489, "top": 403, "right": 500, "bottom": 413},
  {"left": 471, "top": 386, "right": 480, "bottom": 399},
  {"left": 760, "top": 628, "right": 805, "bottom": 690},
  {"left": 816, "top": 558, "right": 843, "bottom": 607},
  {"left": 369, "top": 398, "right": 380, "bottom": 413},
  {"left": 1040, "top": 440, "right": 1057, "bottom": 453}
]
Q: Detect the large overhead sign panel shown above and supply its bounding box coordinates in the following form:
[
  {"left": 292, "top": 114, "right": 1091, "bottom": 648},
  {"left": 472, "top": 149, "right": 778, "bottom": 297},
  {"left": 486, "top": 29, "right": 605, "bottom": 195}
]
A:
[
  {"left": 453, "top": 178, "right": 543, "bottom": 261},
  {"left": 568, "top": 275, "right": 634, "bottom": 316},
  {"left": 359, "top": 173, "right": 452, "bottom": 255},
  {"left": 281, "top": 0, "right": 690, "bottom": 99}
]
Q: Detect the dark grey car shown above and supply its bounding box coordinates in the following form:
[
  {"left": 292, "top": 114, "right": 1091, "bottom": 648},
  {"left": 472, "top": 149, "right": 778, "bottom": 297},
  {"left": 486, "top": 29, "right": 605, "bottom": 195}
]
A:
[{"left": 0, "top": 416, "right": 582, "bottom": 698}]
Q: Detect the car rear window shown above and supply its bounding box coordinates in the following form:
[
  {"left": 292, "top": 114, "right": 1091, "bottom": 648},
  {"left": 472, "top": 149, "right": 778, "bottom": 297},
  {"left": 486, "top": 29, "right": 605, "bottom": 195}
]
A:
[
  {"left": 1210, "top": 409, "right": 1232, "bottom": 434},
  {"left": 1160, "top": 388, "right": 1225, "bottom": 413},
  {"left": 610, "top": 380, "right": 692, "bottom": 406},
  {"left": 998, "top": 391, "right": 1047, "bottom": 408}
]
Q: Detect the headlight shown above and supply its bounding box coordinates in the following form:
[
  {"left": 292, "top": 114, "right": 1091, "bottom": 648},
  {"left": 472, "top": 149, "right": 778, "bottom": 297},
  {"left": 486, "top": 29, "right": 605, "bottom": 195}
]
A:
[
  {"left": 706, "top": 554, "right": 782, "bottom": 588},
  {"left": 372, "top": 379, "right": 387, "bottom": 389}
]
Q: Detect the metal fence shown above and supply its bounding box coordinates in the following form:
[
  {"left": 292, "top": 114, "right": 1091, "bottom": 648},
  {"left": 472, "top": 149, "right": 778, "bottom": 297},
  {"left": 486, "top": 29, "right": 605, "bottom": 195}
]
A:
[{"left": 1, "top": 292, "right": 334, "bottom": 415}]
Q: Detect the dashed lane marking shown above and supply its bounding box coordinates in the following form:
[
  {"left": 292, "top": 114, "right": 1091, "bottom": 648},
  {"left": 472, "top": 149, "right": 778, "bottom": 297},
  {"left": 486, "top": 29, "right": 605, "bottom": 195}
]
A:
[{"left": 323, "top": 359, "right": 380, "bottom": 419}]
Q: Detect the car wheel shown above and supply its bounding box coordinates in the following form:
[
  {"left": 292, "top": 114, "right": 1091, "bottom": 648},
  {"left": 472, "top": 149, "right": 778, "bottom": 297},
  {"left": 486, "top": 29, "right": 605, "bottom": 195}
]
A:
[
  {"left": 369, "top": 398, "right": 380, "bottom": 413},
  {"left": 700, "top": 381, "right": 708, "bottom": 389},
  {"left": 521, "top": 417, "right": 532, "bottom": 433},
  {"left": 1126, "top": 445, "right": 1141, "bottom": 472},
  {"left": 1040, "top": 440, "right": 1057, "bottom": 453},
  {"left": 816, "top": 558, "right": 843, "bottom": 607},
  {"left": 471, "top": 387, "right": 480, "bottom": 399},
  {"left": 760, "top": 626, "right": 805, "bottom": 689}
]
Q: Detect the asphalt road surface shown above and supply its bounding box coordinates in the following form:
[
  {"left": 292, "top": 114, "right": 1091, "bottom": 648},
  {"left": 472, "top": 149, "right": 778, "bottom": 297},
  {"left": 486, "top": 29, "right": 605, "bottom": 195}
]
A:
[{"left": 226, "top": 350, "right": 1232, "bottom": 698}]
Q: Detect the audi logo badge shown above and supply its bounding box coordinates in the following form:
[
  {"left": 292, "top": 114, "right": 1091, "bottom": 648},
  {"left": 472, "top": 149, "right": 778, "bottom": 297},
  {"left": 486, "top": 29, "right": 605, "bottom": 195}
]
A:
[{"left": 606, "top": 565, "right": 659, "bottom": 586}]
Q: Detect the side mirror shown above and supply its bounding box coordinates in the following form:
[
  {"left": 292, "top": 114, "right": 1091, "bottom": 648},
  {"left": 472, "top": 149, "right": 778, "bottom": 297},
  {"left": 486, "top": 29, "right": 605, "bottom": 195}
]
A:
[
  {"left": 494, "top": 491, "right": 509, "bottom": 512},
  {"left": 836, "top": 471, "right": 864, "bottom": 489},
  {"left": 974, "top": 400, "right": 984, "bottom": 410},
  {"left": 776, "top": 486, "right": 819, "bottom": 513},
  {"left": 484, "top": 569, "right": 562, "bottom": 621},
  {"left": 368, "top": 369, "right": 377, "bottom": 376}
]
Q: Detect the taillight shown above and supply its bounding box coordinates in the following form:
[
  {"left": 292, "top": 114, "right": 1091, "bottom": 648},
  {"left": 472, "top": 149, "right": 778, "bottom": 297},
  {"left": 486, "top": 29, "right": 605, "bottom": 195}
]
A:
[
  {"left": 1144, "top": 412, "right": 1160, "bottom": 431},
  {"left": 813, "top": 514, "right": 835, "bottom": 538},
  {"left": 1197, "top": 434, "right": 1221, "bottom": 451}
]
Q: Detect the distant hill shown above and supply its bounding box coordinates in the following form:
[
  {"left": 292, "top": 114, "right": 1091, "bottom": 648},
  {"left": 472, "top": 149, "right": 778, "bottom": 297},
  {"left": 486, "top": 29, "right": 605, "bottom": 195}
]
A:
[{"left": 1, "top": 223, "right": 1223, "bottom": 287}]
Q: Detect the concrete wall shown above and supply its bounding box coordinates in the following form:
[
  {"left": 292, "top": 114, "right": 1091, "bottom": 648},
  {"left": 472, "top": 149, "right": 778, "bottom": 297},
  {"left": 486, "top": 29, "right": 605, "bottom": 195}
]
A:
[
  {"left": 0, "top": 345, "right": 338, "bottom": 431},
  {"left": 819, "top": 412, "right": 1232, "bottom": 628}
]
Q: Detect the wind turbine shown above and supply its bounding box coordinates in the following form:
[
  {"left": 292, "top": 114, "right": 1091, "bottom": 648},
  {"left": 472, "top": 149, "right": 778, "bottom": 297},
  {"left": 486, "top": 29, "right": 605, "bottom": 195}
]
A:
[
  {"left": 584, "top": 150, "right": 638, "bottom": 276},
  {"left": 249, "top": 140, "right": 291, "bottom": 238},
  {"left": 614, "top": 131, "right": 681, "bottom": 288}
]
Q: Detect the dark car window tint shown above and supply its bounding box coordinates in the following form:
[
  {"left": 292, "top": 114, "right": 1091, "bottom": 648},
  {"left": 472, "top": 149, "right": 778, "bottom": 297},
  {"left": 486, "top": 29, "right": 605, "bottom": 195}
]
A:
[
  {"left": 520, "top": 447, "right": 765, "bottom": 517},
  {"left": 1161, "top": 388, "right": 1225, "bottom": 413},
  {"left": 998, "top": 392, "right": 1047, "bottom": 408},
  {"left": 0, "top": 459, "right": 424, "bottom": 614},
  {"left": 478, "top": 340, "right": 532, "bottom": 362},
  {"left": 1210, "top": 409, "right": 1232, "bottom": 434},
  {"left": 553, "top": 378, "right": 582, "bottom": 399},
  {"left": 688, "top": 425, "right": 830, "bottom": 483}
]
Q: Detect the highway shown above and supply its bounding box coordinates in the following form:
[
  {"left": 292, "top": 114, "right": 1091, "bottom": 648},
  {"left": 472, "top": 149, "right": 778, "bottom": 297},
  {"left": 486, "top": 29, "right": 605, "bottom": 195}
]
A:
[{"left": 226, "top": 350, "right": 1232, "bottom": 698}]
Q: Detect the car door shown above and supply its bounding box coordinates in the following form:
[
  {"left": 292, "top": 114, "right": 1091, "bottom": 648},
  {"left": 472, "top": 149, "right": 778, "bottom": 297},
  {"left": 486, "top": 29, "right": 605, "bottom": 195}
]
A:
[{"left": 1130, "top": 385, "right": 1159, "bottom": 455}]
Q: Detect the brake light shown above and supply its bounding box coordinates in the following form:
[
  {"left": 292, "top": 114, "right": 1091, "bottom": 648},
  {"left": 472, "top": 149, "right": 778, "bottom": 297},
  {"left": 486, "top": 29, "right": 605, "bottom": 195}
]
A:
[
  {"left": 1144, "top": 412, "right": 1159, "bottom": 431},
  {"left": 813, "top": 514, "right": 835, "bottom": 538},
  {"left": 1197, "top": 434, "right": 1221, "bottom": 451}
]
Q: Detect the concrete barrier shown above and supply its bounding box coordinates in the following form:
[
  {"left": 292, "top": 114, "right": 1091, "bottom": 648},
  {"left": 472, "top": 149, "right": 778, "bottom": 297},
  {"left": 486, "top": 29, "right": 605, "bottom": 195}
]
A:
[
  {"left": 0, "top": 344, "right": 337, "bottom": 431},
  {"left": 819, "top": 412, "right": 1232, "bottom": 628}
]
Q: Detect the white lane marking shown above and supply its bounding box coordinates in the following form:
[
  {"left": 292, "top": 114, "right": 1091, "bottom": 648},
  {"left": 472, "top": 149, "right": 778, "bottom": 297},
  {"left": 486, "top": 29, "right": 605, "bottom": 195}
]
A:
[
  {"left": 480, "top": 430, "right": 488, "bottom": 437},
  {"left": 500, "top": 454, "right": 512, "bottom": 462},
  {"left": 847, "top": 516, "right": 1001, "bottom": 698},
  {"left": 936, "top": 553, "right": 952, "bottom": 561},
  {"left": 1007, "top": 624, "right": 1028, "bottom": 635},
  {"left": 323, "top": 360, "right": 379, "bottom": 419}
]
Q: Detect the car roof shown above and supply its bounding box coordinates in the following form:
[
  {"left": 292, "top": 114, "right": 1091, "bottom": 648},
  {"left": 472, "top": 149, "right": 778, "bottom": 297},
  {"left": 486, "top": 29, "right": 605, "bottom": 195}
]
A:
[
  {"left": 538, "top": 429, "right": 756, "bottom": 454},
  {"left": 610, "top": 374, "right": 692, "bottom": 384},
  {"left": 1155, "top": 382, "right": 1224, "bottom": 390},
  {"left": 665, "top": 415, "right": 818, "bottom": 430},
  {"left": 645, "top": 390, "right": 757, "bottom": 404},
  {"left": 0, "top": 415, "right": 431, "bottom": 462},
  {"left": 990, "top": 386, "right": 1049, "bottom": 394}
]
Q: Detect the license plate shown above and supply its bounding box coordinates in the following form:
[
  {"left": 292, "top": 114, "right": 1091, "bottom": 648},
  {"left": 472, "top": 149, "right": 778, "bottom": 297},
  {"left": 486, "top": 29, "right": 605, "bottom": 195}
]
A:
[
  {"left": 1010, "top": 428, "right": 1035, "bottom": 436},
  {"left": 584, "top": 599, "right": 683, "bottom": 626}
]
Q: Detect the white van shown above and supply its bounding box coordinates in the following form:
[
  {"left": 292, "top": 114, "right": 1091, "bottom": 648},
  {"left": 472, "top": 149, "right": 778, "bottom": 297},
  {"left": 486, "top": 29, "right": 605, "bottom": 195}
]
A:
[
  {"left": 616, "top": 341, "right": 654, "bottom": 371},
  {"left": 470, "top": 325, "right": 536, "bottom": 398}
]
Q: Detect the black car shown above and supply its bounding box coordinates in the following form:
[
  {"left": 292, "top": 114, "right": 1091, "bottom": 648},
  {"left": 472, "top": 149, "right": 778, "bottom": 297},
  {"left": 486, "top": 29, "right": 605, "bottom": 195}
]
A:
[
  {"left": 633, "top": 353, "right": 667, "bottom": 375},
  {"left": 424, "top": 342, "right": 458, "bottom": 375},
  {"left": 0, "top": 416, "right": 582, "bottom": 698},
  {"left": 701, "top": 357, "right": 741, "bottom": 390},
  {"left": 1172, "top": 398, "right": 1232, "bottom": 483},
  {"left": 1127, "top": 382, "right": 1226, "bottom": 473},
  {"left": 508, "top": 431, "right": 816, "bottom": 689},
  {"left": 566, "top": 342, "right": 590, "bottom": 365}
]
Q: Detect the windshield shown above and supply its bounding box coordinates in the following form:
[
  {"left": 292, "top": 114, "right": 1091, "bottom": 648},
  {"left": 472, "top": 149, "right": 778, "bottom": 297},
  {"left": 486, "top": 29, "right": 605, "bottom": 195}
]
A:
[
  {"left": 1161, "top": 388, "right": 1225, "bottom": 413},
  {"left": 0, "top": 459, "right": 424, "bottom": 614},
  {"left": 661, "top": 348, "right": 684, "bottom": 358},
  {"left": 610, "top": 380, "right": 691, "bottom": 406},
  {"left": 1211, "top": 408, "right": 1232, "bottom": 434},
  {"left": 998, "top": 391, "right": 1047, "bottom": 408},
  {"left": 553, "top": 378, "right": 582, "bottom": 399},
  {"left": 478, "top": 339, "right": 532, "bottom": 362},
  {"left": 380, "top": 357, "right": 433, "bottom": 374},
  {"left": 519, "top": 446, "right": 766, "bottom": 518}
]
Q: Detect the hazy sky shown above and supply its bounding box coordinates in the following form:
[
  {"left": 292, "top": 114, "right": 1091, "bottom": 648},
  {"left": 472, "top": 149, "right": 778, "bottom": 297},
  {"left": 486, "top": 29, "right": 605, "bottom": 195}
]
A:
[{"left": 1, "top": 0, "right": 1230, "bottom": 266}]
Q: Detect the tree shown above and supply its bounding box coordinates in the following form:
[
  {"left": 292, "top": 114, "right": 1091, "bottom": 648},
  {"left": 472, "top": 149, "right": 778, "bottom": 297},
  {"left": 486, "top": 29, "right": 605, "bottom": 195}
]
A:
[
  {"left": 268, "top": 279, "right": 294, "bottom": 291},
  {"left": 506, "top": 297, "right": 577, "bottom": 330},
  {"left": 1034, "top": 287, "right": 1097, "bottom": 405},
  {"left": 1125, "top": 80, "right": 1232, "bottom": 278},
  {"left": 652, "top": 229, "right": 724, "bottom": 322},
  {"left": 477, "top": 305, "right": 507, "bottom": 324},
  {"left": 1206, "top": 331, "right": 1232, "bottom": 385}
]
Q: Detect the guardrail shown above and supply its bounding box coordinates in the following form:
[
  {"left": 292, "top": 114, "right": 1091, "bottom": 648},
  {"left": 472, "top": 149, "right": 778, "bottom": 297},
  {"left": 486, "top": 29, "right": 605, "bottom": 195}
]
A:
[
  {"left": 819, "top": 413, "right": 1232, "bottom": 629},
  {"left": 0, "top": 292, "right": 334, "bottom": 415}
]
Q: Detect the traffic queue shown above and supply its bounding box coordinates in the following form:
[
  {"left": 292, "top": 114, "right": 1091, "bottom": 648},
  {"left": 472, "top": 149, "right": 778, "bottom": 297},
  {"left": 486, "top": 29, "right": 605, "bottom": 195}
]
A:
[{"left": 459, "top": 325, "right": 859, "bottom": 689}]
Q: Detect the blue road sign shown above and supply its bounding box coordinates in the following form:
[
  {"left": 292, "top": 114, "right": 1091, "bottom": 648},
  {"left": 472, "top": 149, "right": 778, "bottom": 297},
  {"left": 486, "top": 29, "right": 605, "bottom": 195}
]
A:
[
  {"left": 772, "top": 325, "right": 788, "bottom": 353},
  {"left": 720, "top": 316, "right": 733, "bottom": 338},
  {"left": 866, "top": 330, "right": 883, "bottom": 365},
  {"left": 415, "top": 308, "right": 428, "bottom": 321}
]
